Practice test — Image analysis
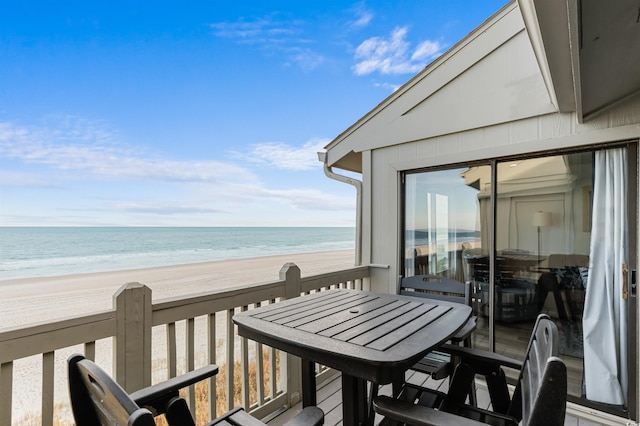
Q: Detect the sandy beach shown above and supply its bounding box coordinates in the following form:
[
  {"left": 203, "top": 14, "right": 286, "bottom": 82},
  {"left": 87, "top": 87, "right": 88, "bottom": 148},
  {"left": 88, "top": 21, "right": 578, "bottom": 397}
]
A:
[
  {"left": 1, "top": 249, "right": 355, "bottom": 423},
  {"left": 0, "top": 249, "right": 355, "bottom": 329}
]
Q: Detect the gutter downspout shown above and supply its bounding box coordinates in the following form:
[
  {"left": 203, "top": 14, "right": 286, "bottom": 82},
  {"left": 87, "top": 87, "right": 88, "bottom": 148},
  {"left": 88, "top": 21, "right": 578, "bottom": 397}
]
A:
[{"left": 318, "top": 152, "right": 362, "bottom": 266}]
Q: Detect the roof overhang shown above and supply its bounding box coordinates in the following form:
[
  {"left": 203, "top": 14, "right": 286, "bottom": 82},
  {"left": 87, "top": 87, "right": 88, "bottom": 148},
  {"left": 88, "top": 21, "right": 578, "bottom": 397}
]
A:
[{"left": 519, "top": 0, "right": 640, "bottom": 122}]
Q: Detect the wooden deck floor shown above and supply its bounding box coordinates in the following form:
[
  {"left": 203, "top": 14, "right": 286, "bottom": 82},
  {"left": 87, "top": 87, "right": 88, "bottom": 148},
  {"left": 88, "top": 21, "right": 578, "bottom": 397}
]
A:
[
  {"left": 267, "top": 370, "right": 613, "bottom": 426},
  {"left": 266, "top": 312, "right": 627, "bottom": 426}
]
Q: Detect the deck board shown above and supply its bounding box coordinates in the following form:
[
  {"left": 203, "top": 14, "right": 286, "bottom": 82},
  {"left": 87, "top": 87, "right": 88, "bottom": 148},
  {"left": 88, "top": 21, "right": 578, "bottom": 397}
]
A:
[{"left": 266, "top": 371, "right": 604, "bottom": 426}]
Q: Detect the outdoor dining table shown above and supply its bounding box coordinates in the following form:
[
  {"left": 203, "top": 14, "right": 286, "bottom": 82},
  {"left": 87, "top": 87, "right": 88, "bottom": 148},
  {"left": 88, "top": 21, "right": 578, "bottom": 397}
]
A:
[{"left": 232, "top": 288, "right": 472, "bottom": 425}]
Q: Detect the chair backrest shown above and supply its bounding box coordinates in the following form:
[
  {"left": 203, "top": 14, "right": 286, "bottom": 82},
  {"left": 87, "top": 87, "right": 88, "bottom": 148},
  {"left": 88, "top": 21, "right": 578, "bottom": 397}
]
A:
[
  {"left": 398, "top": 274, "right": 471, "bottom": 306},
  {"left": 511, "top": 314, "right": 567, "bottom": 426},
  {"left": 68, "top": 354, "right": 156, "bottom": 426}
]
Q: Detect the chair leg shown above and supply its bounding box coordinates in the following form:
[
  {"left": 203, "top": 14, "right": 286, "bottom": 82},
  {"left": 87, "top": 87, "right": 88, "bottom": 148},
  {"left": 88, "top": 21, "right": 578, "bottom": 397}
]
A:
[
  {"left": 485, "top": 368, "right": 510, "bottom": 415},
  {"left": 440, "top": 363, "right": 476, "bottom": 413},
  {"left": 463, "top": 337, "right": 477, "bottom": 407},
  {"left": 367, "top": 382, "right": 378, "bottom": 426},
  {"left": 165, "top": 397, "right": 196, "bottom": 426}
]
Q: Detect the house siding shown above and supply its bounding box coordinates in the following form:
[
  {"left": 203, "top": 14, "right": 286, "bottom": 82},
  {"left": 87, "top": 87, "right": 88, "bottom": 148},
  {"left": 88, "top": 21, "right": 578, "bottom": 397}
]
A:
[{"left": 365, "top": 96, "right": 640, "bottom": 295}]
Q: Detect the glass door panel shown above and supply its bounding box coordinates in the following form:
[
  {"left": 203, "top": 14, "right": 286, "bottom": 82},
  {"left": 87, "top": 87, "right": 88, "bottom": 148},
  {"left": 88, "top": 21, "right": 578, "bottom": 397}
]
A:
[
  {"left": 402, "top": 145, "right": 637, "bottom": 418},
  {"left": 493, "top": 152, "right": 593, "bottom": 398},
  {"left": 403, "top": 165, "right": 491, "bottom": 350},
  {"left": 494, "top": 148, "right": 637, "bottom": 413}
]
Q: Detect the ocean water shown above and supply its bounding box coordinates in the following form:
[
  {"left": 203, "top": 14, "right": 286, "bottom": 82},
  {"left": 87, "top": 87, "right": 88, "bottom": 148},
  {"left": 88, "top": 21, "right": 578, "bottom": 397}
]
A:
[{"left": 0, "top": 227, "right": 355, "bottom": 280}]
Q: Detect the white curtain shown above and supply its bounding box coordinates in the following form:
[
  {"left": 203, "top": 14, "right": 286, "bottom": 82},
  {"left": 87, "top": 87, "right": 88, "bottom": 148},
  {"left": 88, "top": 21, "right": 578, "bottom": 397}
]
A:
[{"left": 583, "top": 148, "right": 628, "bottom": 406}]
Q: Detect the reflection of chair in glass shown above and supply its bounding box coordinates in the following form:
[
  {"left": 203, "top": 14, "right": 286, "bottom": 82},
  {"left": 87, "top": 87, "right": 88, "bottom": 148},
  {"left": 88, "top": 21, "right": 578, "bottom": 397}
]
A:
[
  {"left": 397, "top": 274, "right": 477, "bottom": 401},
  {"left": 488, "top": 277, "right": 539, "bottom": 323},
  {"left": 68, "top": 354, "right": 324, "bottom": 426},
  {"left": 373, "top": 314, "right": 567, "bottom": 426},
  {"left": 405, "top": 248, "right": 429, "bottom": 276},
  {"left": 467, "top": 251, "right": 539, "bottom": 323},
  {"left": 537, "top": 254, "right": 589, "bottom": 322}
]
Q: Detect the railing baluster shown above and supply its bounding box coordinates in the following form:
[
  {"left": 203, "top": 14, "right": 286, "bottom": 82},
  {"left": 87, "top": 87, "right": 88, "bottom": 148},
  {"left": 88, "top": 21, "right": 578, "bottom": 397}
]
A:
[
  {"left": 208, "top": 312, "right": 217, "bottom": 419},
  {"left": 84, "top": 341, "right": 96, "bottom": 360},
  {"left": 42, "top": 351, "right": 54, "bottom": 426},
  {"left": 255, "top": 302, "right": 265, "bottom": 405},
  {"left": 187, "top": 317, "right": 196, "bottom": 413},
  {"left": 167, "top": 322, "right": 177, "bottom": 379},
  {"left": 226, "top": 308, "right": 235, "bottom": 412},
  {"left": 0, "top": 264, "right": 371, "bottom": 423},
  {"left": 269, "top": 299, "right": 277, "bottom": 401},
  {"left": 240, "top": 305, "right": 249, "bottom": 409},
  {"left": 1, "top": 361, "right": 13, "bottom": 426}
]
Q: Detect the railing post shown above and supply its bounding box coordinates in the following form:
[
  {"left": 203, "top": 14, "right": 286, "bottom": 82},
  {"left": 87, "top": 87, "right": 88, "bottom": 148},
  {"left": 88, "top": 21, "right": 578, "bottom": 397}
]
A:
[
  {"left": 113, "top": 282, "right": 152, "bottom": 393},
  {"left": 280, "top": 263, "right": 302, "bottom": 407}
]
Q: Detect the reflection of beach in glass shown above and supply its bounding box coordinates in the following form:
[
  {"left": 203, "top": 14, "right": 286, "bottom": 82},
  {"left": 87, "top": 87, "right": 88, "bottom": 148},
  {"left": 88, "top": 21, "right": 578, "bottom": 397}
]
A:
[
  {"left": 405, "top": 229, "right": 482, "bottom": 275},
  {"left": 404, "top": 166, "right": 488, "bottom": 277}
]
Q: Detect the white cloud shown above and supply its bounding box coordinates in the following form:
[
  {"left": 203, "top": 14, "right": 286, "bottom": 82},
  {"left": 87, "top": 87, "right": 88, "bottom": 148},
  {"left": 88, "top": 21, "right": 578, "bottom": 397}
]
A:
[
  {"left": 210, "top": 17, "right": 324, "bottom": 71},
  {"left": 262, "top": 187, "right": 354, "bottom": 210},
  {"left": 0, "top": 120, "right": 254, "bottom": 184},
  {"left": 412, "top": 40, "right": 443, "bottom": 62},
  {"left": 285, "top": 47, "right": 325, "bottom": 71},
  {"left": 373, "top": 81, "right": 402, "bottom": 92},
  {"left": 210, "top": 18, "right": 300, "bottom": 41},
  {"left": 242, "top": 138, "right": 329, "bottom": 171},
  {"left": 349, "top": 3, "right": 373, "bottom": 29},
  {"left": 113, "top": 202, "right": 226, "bottom": 215},
  {"left": 0, "top": 170, "right": 60, "bottom": 187},
  {"left": 353, "top": 26, "right": 445, "bottom": 76},
  {"left": 0, "top": 119, "right": 355, "bottom": 227}
]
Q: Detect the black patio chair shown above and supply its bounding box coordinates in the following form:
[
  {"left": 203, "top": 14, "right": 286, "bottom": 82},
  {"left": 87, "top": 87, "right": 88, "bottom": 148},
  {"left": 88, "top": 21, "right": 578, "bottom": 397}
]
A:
[
  {"left": 373, "top": 313, "right": 567, "bottom": 426},
  {"left": 68, "top": 354, "right": 324, "bottom": 426},
  {"left": 368, "top": 275, "right": 478, "bottom": 424},
  {"left": 397, "top": 275, "right": 477, "bottom": 383}
]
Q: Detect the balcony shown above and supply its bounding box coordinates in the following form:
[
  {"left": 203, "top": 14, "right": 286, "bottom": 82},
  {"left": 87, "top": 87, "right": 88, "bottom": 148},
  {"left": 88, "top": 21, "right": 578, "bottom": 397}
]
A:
[{"left": 0, "top": 263, "right": 617, "bottom": 425}]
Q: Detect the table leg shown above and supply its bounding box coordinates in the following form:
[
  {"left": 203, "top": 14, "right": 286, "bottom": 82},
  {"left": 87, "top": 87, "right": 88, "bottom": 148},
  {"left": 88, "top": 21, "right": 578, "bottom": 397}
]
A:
[
  {"left": 301, "top": 359, "right": 316, "bottom": 407},
  {"left": 341, "top": 373, "right": 368, "bottom": 425}
]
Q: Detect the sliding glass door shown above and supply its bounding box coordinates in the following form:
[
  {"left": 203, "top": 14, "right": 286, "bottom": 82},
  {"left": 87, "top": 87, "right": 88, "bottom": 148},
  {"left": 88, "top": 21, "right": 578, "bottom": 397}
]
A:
[
  {"left": 403, "top": 165, "right": 492, "bottom": 351},
  {"left": 402, "top": 143, "right": 637, "bottom": 417}
]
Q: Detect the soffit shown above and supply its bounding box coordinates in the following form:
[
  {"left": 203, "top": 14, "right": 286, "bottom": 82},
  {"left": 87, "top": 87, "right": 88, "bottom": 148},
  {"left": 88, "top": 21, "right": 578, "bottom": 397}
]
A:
[{"left": 521, "top": 0, "right": 640, "bottom": 121}]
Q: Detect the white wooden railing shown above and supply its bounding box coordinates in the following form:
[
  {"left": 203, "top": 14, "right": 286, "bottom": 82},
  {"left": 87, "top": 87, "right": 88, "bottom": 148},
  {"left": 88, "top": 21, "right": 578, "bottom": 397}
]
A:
[{"left": 0, "top": 263, "right": 371, "bottom": 426}]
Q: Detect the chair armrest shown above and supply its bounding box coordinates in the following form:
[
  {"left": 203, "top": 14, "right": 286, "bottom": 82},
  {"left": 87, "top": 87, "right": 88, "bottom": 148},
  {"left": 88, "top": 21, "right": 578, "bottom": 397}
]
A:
[
  {"left": 131, "top": 364, "right": 219, "bottom": 409},
  {"left": 450, "top": 316, "right": 477, "bottom": 342},
  {"left": 438, "top": 344, "right": 522, "bottom": 376},
  {"left": 373, "top": 395, "right": 485, "bottom": 426},
  {"left": 283, "top": 406, "right": 324, "bottom": 426},
  {"left": 439, "top": 344, "right": 522, "bottom": 372}
]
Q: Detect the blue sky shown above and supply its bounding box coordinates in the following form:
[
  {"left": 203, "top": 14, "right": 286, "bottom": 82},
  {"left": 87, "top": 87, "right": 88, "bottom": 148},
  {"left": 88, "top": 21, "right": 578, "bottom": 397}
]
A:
[{"left": 1, "top": 1, "right": 506, "bottom": 227}]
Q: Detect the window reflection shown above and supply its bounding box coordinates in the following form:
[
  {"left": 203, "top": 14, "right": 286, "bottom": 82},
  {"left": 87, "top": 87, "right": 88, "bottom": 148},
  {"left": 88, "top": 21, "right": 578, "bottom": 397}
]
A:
[
  {"left": 401, "top": 150, "right": 623, "bottom": 402},
  {"left": 491, "top": 153, "right": 593, "bottom": 400},
  {"left": 404, "top": 166, "right": 490, "bottom": 351}
]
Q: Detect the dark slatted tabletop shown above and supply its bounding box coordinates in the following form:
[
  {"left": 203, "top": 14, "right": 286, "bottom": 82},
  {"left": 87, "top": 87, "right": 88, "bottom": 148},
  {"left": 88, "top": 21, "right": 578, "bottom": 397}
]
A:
[
  {"left": 233, "top": 289, "right": 471, "bottom": 425},
  {"left": 235, "top": 289, "right": 470, "bottom": 382}
]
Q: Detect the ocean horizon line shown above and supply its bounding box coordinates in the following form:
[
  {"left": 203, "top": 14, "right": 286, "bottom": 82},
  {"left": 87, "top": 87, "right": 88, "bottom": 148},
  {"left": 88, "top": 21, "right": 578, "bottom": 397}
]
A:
[{"left": 0, "top": 227, "right": 356, "bottom": 280}]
